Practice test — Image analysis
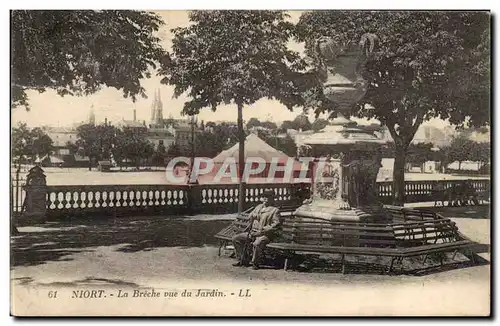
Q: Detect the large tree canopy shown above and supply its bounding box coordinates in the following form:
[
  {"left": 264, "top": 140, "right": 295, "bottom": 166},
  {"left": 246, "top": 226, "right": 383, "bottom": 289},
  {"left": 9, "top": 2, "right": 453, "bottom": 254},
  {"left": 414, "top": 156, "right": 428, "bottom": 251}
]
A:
[
  {"left": 297, "top": 11, "right": 490, "bottom": 129},
  {"left": 159, "top": 10, "right": 307, "bottom": 114},
  {"left": 297, "top": 11, "right": 490, "bottom": 204},
  {"left": 160, "top": 10, "right": 307, "bottom": 212},
  {"left": 11, "top": 10, "right": 166, "bottom": 109}
]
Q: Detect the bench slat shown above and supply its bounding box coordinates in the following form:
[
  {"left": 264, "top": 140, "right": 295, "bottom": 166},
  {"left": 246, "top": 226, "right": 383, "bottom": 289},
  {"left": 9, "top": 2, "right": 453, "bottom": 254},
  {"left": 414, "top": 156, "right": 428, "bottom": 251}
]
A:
[
  {"left": 283, "top": 228, "right": 395, "bottom": 239},
  {"left": 267, "top": 240, "right": 474, "bottom": 258},
  {"left": 282, "top": 223, "right": 392, "bottom": 232},
  {"left": 267, "top": 243, "right": 400, "bottom": 256}
]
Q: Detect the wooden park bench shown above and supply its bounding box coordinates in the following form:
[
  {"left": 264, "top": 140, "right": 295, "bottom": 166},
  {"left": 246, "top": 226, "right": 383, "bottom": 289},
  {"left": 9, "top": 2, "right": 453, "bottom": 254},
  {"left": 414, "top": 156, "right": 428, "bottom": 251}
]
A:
[
  {"left": 266, "top": 208, "right": 476, "bottom": 274},
  {"left": 431, "top": 182, "right": 488, "bottom": 207}
]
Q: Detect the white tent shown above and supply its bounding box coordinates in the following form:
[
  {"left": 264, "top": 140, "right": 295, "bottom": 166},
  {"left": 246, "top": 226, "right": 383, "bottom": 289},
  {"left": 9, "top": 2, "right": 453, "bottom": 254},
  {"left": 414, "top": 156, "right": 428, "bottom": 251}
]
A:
[{"left": 213, "top": 133, "right": 290, "bottom": 163}]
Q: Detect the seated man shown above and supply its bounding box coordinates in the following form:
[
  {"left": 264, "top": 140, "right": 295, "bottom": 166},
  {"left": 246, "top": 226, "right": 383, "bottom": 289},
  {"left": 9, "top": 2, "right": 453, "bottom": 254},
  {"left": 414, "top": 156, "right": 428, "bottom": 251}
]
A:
[{"left": 231, "top": 190, "right": 281, "bottom": 270}]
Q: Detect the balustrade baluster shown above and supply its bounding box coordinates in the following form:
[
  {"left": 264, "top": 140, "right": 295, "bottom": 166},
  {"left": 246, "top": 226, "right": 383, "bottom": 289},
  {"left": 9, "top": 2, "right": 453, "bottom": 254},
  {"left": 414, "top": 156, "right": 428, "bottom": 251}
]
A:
[
  {"left": 154, "top": 190, "right": 160, "bottom": 206},
  {"left": 173, "top": 190, "right": 179, "bottom": 205},
  {"left": 81, "top": 192, "right": 88, "bottom": 208},
  {"left": 167, "top": 190, "right": 172, "bottom": 205},
  {"left": 108, "top": 191, "right": 115, "bottom": 208},
  {"left": 179, "top": 190, "right": 185, "bottom": 205},
  {"left": 201, "top": 189, "right": 207, "bottom": 204},
  {"left": 55, "top": 192, "right": 63, "bottom": 209},
  {"left": 134, "top": 191, "right": 141, "bottom": 207},
  {"left": 101, "top": 191, "right": 108, "bottom": 208},
  {"left": 71, "top": 192, "right": 78, "bottom": 209},
  {"left": 207, "top": 189, "right": 212, "bottom": 204},
  {"left": 48, "top": 192, "right": 56, "bottom": 209},
  {"left": 160, "top": 190, "right": 166, "bottom": 205},
  {"left": 148, "top": 190, "right": 154, "bottom": 206},
  {"left": 94, "top": 191, "right": 101, "bottom": 208}
]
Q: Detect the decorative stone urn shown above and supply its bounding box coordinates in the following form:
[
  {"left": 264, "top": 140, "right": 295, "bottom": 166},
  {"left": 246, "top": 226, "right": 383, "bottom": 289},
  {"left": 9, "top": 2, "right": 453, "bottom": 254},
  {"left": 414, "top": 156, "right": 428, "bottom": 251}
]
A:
[{"left": 315, "top": 33, "right": 378, "bottom": 113}]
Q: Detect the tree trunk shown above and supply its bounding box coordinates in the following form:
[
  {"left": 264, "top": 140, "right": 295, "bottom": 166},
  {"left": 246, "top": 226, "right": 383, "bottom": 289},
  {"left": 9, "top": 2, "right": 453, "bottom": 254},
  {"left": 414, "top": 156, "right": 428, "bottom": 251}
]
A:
[
  {"left": 237, "top": 103, "right": 245, "bottom": 214},
  {"left": 393, "top": 146, "right": 406, "bottom": 206},
  {"left": 458, "top": 161, "right": 462, "bottom": 171},
  {"left": 88, "top": 157, "right": 92, "bottom": 171}
]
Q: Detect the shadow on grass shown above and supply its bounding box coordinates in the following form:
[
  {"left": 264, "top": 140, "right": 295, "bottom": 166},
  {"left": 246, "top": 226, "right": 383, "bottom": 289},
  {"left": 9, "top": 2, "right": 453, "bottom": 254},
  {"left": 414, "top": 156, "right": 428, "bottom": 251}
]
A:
[
  {"left": 37, "top": 277, "right": 140, "bottom": 288},
  {"left": 11, "top": 216, "right": 231, "bottom": 267}
]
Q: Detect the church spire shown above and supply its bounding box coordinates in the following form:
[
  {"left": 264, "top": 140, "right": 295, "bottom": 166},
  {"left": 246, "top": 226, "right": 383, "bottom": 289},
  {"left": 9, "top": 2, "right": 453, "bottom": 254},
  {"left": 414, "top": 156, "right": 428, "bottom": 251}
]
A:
[
  {"left": 155, "top": 88, "right": 164, "bottom": 126},
  {"left": 89, "top": 105, "right": 96, "bottom": 125},
  {"left": 150, "top": 89, "right": 157, "bottom": 124}
]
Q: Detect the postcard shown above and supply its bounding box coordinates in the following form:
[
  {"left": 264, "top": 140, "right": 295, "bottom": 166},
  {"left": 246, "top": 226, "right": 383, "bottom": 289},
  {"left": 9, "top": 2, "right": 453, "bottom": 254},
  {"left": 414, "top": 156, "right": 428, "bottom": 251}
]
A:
[{"left": 10, "top": 10, "right": 491, "bottom": 316}]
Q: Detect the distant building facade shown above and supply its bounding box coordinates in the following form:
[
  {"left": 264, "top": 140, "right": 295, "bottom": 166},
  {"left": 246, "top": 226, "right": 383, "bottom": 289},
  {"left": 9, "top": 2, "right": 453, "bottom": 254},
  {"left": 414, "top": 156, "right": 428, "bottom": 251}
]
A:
[{"left": 147, "top": 127, "right": 175, "bottom": 149}]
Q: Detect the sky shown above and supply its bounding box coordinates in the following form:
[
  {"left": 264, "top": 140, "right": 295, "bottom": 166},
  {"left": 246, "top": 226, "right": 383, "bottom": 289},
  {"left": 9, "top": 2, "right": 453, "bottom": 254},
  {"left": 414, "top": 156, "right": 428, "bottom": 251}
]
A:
[{"left": 11, "top": 10, "right": 448, "bottom": 129}]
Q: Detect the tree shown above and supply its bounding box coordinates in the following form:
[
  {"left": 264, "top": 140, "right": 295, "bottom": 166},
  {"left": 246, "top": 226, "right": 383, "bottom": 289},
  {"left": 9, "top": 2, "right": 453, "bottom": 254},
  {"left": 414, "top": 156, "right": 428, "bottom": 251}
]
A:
[
  {"left": 195, "top": 122, "right": 241, "bottom": 157},
  {"left": 153, "top": 142, "right": 167, "bottom": 166},
  {"left": 447, "top": 136, "right": 476, "bottom": 171},
  {"left": 76, "top": 123, "right": 101, "bottom": 170},
  {"left": 297, "top": 11, "right": 490, "bottom": 204},
  {"left": 260, "top": 121, "right": 278, "bottom": 130},
  {"left": 160, "top": 11, "right": 306, "bottom": 213},
  {"left": 12, "top": 123, "right": 54, "bottom": 163},
  {"left": 405, "top": 142, "right": 435, "bottom": 171},
  {"left": 12, "top": 122, "right": 33, "bottom": 162},
  {"left": 95, "top": 124, "right": 117, "bottom": 160},
  {"left": 119, "top": 129, "right": 154, "bottom": 169},
  {"left": 311, "top": 118, "right": 328, "bottom": 132},
  {"left": 292, "top": 114, "right": 312, "bottom": 131},
  {"left": 65, "top": 141, "right": 79, "bottom": 155},
  {"left": 246, "top": 118, "right": 262, "bottom": 129},
  {"left": 11, "top": 10, "right": 165, "bottom": 109},
  {"left": 279, "top": 120, "right": 295, "bottom": 132},
  {"left": 473, "top": 142, "right": 491, "bottom": 168},
  {"left": 166, "top": 143, "right": 181, "bottom": 156},
  {"left": 30, "top": 127, "right": 54, "bottom": 160},
  {"left": 110, "top": 129, "right": 126, "bottom": 169},
  {"left": 262, "top": 133, "right": 297, "bottom": 157}
]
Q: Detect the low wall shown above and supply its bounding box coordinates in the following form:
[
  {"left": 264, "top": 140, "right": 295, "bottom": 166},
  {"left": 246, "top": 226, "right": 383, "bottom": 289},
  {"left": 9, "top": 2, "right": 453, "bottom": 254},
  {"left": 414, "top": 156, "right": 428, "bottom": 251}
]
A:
[
  {"left": 13, "top": 179, "right": 490, "bottom": 219},
  {"left": 44, "top": 183, "right": 308, "bottom": 219}
]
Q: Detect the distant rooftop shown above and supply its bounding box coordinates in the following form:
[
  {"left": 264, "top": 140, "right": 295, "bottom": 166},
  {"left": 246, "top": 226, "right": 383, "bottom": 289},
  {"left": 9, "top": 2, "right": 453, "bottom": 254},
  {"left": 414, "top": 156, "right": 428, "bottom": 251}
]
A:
[
  {"left": 119, "top": 120, "right": 147, "bottom": 128},
  {"left": 43, "top": 126, "right": 77, "bottom": 133}
]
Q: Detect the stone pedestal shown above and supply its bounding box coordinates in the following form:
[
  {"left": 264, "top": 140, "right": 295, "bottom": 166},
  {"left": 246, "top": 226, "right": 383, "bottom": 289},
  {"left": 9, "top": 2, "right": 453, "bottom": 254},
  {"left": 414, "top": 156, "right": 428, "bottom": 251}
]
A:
[
  {"left": 22, "top": 166, "right": 47, "bottom": 223},
  {"left": 294, "top": 151, "right": 391, "bottom": 224}
]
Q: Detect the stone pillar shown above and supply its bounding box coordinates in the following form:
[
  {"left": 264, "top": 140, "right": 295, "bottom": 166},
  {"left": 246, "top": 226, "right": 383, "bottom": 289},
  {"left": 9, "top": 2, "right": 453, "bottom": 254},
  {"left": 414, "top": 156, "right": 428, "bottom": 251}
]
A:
[{"left": 22, "top": 166, "right": 47, "bottom": 224}]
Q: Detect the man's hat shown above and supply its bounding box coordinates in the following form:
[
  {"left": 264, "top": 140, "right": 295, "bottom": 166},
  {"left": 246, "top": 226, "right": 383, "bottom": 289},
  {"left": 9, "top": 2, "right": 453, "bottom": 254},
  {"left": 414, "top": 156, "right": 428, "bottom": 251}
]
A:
[{"left": 261, "top": 189, "right": 275, "bottom": 199}]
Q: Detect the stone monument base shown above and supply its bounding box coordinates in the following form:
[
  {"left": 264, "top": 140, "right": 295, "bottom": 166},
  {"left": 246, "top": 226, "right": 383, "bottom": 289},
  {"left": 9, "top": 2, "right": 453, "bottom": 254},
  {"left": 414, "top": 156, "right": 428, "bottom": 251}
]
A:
[{"left": 294, "top": 200, "right": 393, "bottom": 224}]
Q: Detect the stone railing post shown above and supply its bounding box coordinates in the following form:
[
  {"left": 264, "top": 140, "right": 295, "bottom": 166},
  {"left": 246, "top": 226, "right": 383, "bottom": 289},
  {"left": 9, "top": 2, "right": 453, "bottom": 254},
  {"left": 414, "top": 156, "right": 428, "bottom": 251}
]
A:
[
  {"left": 22, "top": 166, "right": 47, "bottom": 224},
  {"left": 187, "top": 184, "right": 202, "bottom": 215}
]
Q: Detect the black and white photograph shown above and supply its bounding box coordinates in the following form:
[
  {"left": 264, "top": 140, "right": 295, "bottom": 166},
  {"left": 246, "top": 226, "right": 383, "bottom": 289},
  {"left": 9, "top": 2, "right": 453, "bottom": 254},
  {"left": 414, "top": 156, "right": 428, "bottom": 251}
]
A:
[{"left": 9, "top": 8, "right": 491, "bottom": 316}]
